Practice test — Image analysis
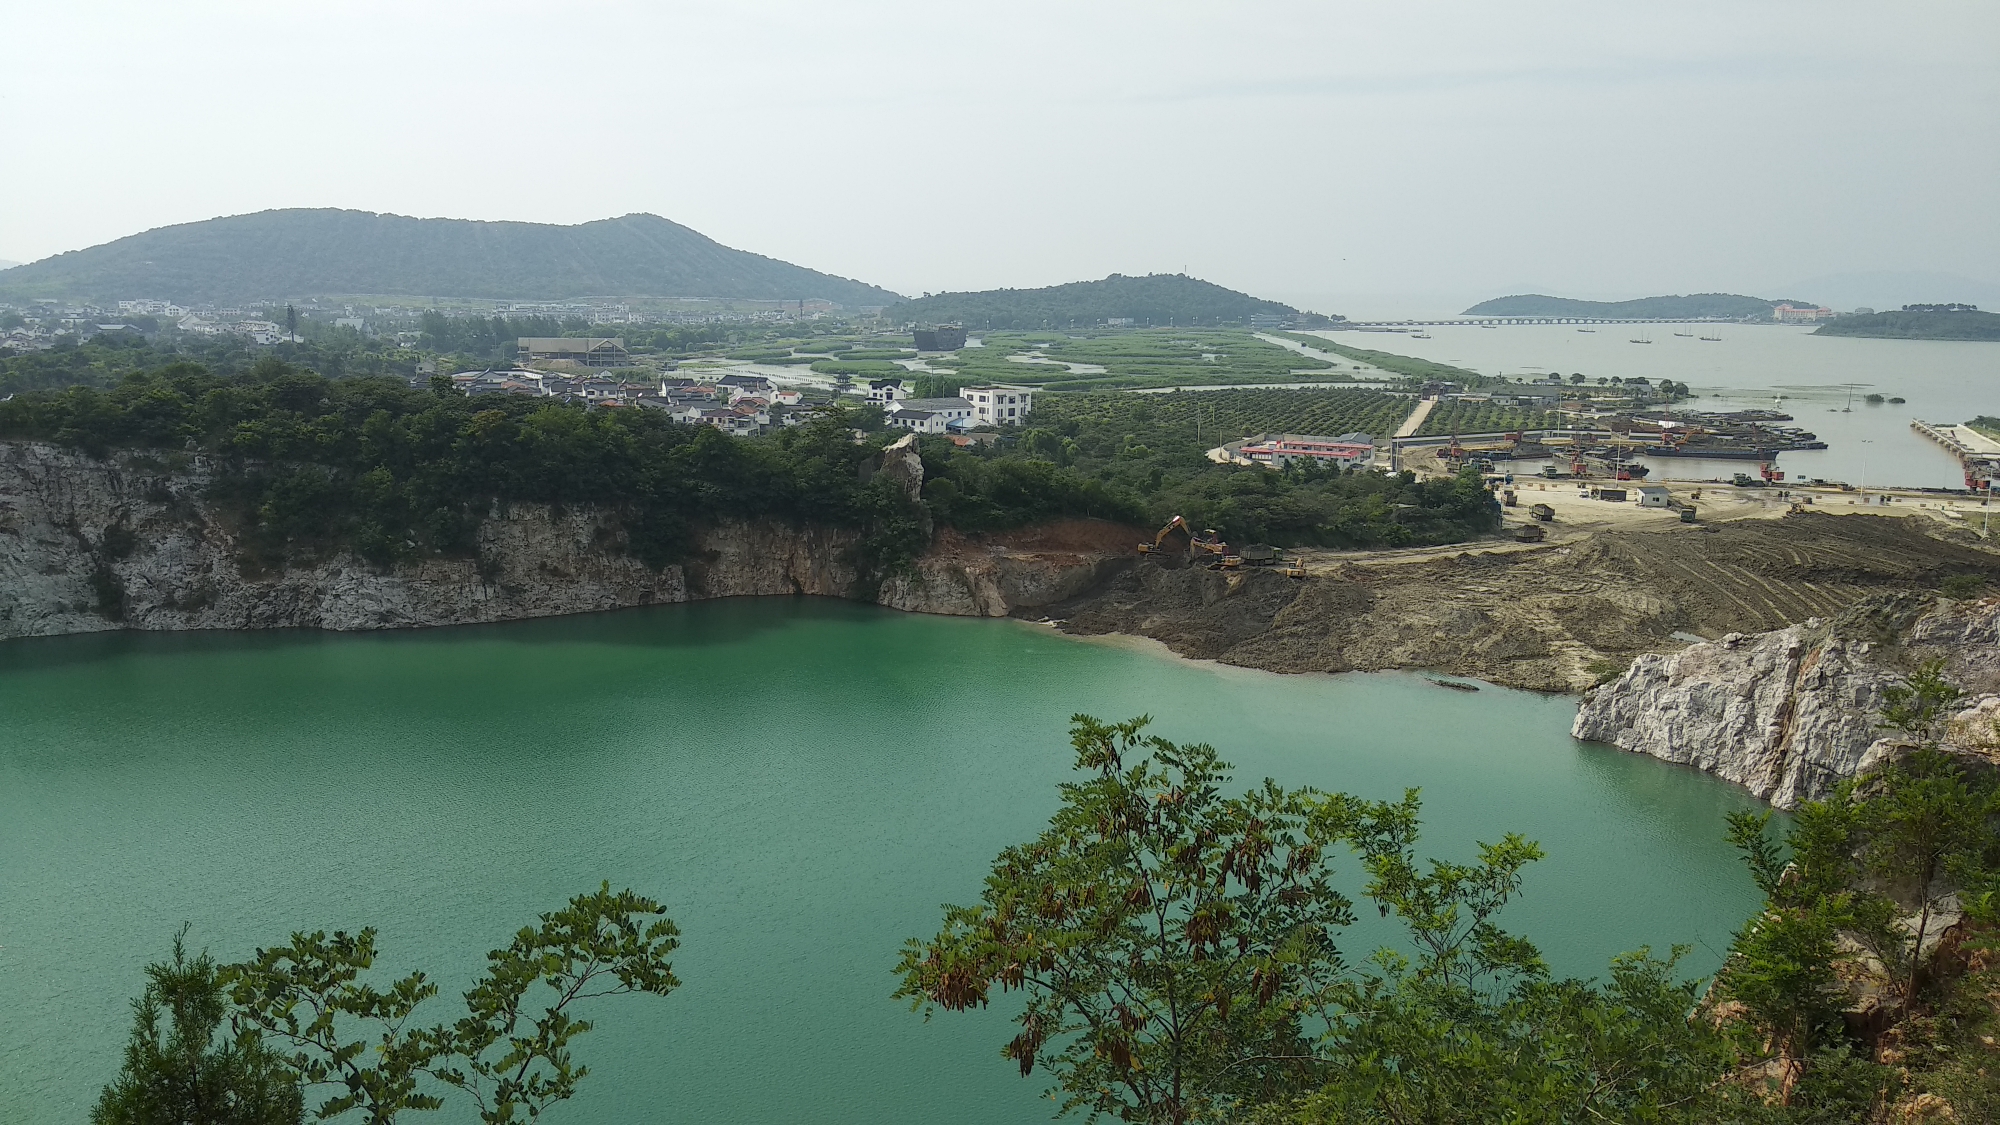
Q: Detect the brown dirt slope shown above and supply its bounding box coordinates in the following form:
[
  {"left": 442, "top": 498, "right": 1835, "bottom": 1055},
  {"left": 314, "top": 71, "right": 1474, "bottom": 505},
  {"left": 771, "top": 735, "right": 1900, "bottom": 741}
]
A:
[{"left": 1041, "top": 513, "right": 2000, "bottom": 692}]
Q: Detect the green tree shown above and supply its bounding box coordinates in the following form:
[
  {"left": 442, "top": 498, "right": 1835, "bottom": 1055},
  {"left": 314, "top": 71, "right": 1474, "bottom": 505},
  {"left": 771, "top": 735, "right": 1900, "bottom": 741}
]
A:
[
  {"left": 93, "top": 926, "right": 304, "bottom": 1125},
  {"left": 902, "top": 716, "right": 1739, "bottom": 1125},
  {"left": 896, "top": 716, "right": 1354, "bottom": 1123},
  {"left": 227, "top": 884, "right": 679, "bottom": 1124}
]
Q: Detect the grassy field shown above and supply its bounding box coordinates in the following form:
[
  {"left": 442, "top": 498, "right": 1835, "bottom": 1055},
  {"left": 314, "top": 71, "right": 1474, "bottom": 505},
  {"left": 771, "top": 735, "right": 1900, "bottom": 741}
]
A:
[{"left": 1031, "top": 387, "right": 1416, "bottom": 443}]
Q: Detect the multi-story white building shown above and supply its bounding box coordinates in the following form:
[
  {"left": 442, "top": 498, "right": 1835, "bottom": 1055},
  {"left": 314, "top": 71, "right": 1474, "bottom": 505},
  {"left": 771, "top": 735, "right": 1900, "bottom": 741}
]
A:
[
  {"left": 961, "top": 384, "right": 1034, "bottom": 426},
  {"left": 885, "top": 397, "right": 974, "bottom": 427}
]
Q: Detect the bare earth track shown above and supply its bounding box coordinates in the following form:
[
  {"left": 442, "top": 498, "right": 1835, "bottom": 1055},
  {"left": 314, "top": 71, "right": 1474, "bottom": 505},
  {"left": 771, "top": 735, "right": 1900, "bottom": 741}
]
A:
[{"left": 1041, "top": 512, "right": 2000, "bottom": 692}]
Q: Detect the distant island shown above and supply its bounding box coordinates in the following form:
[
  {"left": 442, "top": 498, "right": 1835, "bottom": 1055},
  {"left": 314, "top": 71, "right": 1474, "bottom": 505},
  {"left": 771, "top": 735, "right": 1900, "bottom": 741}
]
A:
[
  {"left": 1462, "top": 293, "right": 1801, "bottom": 320},
  {"left": 1814, "top": 306, "right": 2000, "bottom": 341},
  {"left": 0, "top": 209, "right": 902, "bottom": 307},
  {"left": 886, "top": 273, "right": 1331, "bottom": 329}
]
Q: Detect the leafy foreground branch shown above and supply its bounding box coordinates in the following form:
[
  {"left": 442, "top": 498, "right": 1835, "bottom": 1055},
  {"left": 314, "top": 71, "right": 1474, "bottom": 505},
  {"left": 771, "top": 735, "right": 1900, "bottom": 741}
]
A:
[
  {"left": 94, "top": 884, "right": 678, "bottom": 1125},
  {"left": 899, "top": 708, "right": 2000, "bottom": 1124},
  {"left": 895, "top": 715, "right": 1731, "bottom": 1125}
]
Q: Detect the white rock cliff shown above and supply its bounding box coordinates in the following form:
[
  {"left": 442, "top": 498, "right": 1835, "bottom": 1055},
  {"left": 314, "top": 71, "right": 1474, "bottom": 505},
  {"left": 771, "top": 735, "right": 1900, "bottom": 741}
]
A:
[
  {"left": 0, "top": 438, "right": 1124, "bottom": 640},
  {"left": 1573, "top": 600, "right": 2000, "bottom": 807}
]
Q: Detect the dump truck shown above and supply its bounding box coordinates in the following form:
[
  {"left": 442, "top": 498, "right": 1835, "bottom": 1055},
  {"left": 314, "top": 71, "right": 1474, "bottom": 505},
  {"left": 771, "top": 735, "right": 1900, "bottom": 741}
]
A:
[
  {"left": 1516, "top": 523, "right": 1547, "bottom": 542},
  {"left": 1238, "top": 544, "right": 1280, "bottom": 566},
  {"left": 1530, "top": 503, "right": 1555, "bottom": 522}
]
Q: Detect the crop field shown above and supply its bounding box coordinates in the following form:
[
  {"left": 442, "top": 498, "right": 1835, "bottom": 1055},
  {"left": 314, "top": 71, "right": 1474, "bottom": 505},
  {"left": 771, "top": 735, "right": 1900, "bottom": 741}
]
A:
[
  {"left": 1415, "top": 401, "right": 1562, "bottom": 437},
  {"left": 927, "top": 329, "right": 1339, "bottom": 390},
  {"left": 1032, "top": 387, "right": 1416, "bottom": 442}
]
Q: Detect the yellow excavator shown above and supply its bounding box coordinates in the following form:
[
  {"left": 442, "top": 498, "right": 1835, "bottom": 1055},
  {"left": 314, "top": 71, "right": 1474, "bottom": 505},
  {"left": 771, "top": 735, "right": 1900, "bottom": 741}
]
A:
[{"left": 1144, "top": 516, "right": 1232, "bottom": 568}]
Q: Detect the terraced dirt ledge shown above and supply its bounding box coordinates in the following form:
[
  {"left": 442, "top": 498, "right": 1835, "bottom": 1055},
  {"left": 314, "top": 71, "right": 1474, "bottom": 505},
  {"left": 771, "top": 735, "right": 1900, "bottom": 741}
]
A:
[{"left": 1040, "top": 511, "right": 2000, "bottom": 692}]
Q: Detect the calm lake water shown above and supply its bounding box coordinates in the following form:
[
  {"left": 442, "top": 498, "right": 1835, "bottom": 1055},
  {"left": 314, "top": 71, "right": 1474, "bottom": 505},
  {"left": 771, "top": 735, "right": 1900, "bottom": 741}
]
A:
[
  {"left": 0, "top": 599, "right": 1765, "bottom": 1124},
  {"left": 1326, "top": 323, "right": 2000, "bottom": 488}
]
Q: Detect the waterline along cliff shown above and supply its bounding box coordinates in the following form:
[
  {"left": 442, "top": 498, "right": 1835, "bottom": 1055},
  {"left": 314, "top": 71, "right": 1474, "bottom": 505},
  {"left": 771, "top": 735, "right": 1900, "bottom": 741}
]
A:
[
  {"left": 7, "top": 433, "right": 2000, "bottom": 807},
  {"left": 0, "top": 439, "right": 1123, "bottom": 637}
]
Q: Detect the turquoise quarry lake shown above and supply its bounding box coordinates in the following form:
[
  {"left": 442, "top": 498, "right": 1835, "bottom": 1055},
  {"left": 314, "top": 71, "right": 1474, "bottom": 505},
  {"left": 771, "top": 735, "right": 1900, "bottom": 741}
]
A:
[{"left": 0, "top": 599, "right": 1765, "bottom": 1123}]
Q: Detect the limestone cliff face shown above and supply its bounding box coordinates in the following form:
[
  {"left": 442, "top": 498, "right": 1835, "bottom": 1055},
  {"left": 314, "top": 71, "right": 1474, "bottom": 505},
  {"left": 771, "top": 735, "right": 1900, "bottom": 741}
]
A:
[
  {"left": 0, "top": 438, "right": 1121, "bottom": 640},
  {"left": 1572, "top": 599, "right": 2000, "bottom": 807}
]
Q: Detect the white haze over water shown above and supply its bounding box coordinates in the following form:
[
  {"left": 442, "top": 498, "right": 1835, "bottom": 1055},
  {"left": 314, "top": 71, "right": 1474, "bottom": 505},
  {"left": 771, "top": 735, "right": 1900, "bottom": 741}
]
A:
[{"left": 2, "top": 1, "right": 1997, "bottom": 307}]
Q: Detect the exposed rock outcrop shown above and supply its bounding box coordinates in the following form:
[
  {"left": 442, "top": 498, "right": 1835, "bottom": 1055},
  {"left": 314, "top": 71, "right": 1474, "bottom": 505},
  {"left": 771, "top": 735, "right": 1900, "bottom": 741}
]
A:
[
  {"left": 0, "top": 440, "right": 1129, "bottom": 640},
  {"left": 1572, "top": 598, "right": 2000, "bottom": 807}
]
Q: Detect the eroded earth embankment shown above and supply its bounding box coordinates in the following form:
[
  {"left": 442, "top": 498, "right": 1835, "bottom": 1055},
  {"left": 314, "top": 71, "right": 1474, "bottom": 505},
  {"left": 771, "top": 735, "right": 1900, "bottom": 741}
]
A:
[{"left": 1045, "top": 513, "right": 2000, "bottom": 693}]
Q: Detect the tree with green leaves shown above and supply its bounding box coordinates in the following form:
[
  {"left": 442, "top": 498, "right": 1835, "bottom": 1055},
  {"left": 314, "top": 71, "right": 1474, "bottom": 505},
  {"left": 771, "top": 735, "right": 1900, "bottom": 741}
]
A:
[
  {"left": 1716, "top": 662, "right": 2000, "bottom": 1113},
  {"left": 98, "top": 885, "right": 679, "bottom": 1125},
  {"left": 93, "top": 926, "right": 304, "bottom": 1125},
  {"left": 895, "top": 715, "right": 1354, "bottom": 1123},
  {"left": 901, "top": 716, "right": 1740, "bottom": 1125}
]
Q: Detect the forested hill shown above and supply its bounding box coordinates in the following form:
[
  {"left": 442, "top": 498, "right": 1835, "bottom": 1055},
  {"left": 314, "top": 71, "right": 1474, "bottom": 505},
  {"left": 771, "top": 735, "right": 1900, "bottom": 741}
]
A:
[
  {"left": 1813, "top": 308, "right": 2000, "bottom": 341},
  {"left": 0, "top": 210, "right": 903, "bottom": 307},
  {"left": 1462, "top": 293, "right": 1796, "bottom": 319},
  {"left": 886, "top": 274, "right": 1315, "bottom": 329}
]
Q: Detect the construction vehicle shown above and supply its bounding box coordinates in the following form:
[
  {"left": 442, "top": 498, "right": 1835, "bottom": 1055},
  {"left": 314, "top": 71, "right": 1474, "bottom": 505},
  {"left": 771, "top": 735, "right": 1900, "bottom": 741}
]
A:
[
  {"left": 1530, "top": 503, "right": 1555, "bottom": 522},
  {"left": 1515, "top": 523, "right": 1547, "bottom": 542},
  {"left": 1279, "top": 557, "right": 1308, "bottom": 578},
  {"left": 1760, "top": 461, "right": 1785, "bottom": 484},
  {"left": 1138, "top": 516, "right": 1227, "bottom": 559},
  {"left": 1238, "top": 544, "right": 1280, "bottom": 566},
  {"left": 1570, "top": 450, "right": 1589, "bottom": 477},
  {"left": 1679, "top": 506, "right": 1698, "bottom": 524},
  {"left": 1503, "top": 489, "right": 1518, "bottom": 507}
]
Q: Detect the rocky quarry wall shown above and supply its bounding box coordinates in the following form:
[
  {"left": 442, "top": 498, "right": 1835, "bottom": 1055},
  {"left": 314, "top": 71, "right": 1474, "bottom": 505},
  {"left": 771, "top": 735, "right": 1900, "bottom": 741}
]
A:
[
  {"left": 1573, "top": 596, "right": 2000, "bottom": 807},
  {"left": 0, "top": 438, "right": 1129, "bottom": 640}
]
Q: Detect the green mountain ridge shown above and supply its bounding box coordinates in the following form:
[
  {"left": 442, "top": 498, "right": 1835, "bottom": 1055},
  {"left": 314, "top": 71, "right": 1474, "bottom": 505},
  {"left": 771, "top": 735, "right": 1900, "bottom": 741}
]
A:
[
  {"left": 0, "top": 209, "right": 902, "bottom": 307},
  {"left": 1462, "top": 293, "right": 1802, "bottom": 319},
  {"left": 887, "top": 273, "right": 1310, "bottom": 329}
]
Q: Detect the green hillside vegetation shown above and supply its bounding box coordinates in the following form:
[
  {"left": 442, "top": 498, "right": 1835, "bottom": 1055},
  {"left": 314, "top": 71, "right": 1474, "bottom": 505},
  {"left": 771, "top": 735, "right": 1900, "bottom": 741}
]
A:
[
  {"left": 0, "top": 209, "right": 901, "bottom": 306},
  {"left": 0, "top": 358, "right": 1501, "bottom": 594},
  {"left": 886, "top": 273, "right": 1314, "bottom": 330},
  {"left": 1815, "top": 309, "right": 2000, "bottom": 341},
  {"left": 1463, "top": 293, "right": 1791, "bottom": 319},
  {"left": 951, "top": 391, "right": 1495, "bottom": 549},
  {"left": 1970, "top": 417, "right": 2000, "bottom": 442},
  {"left": 0, "top": 363, "right": 937, "bottom": 590},
  {"left": 1031, "top": 387, "right": 1412, "bottom": 444},
  {"left": 928, "top": 329, "right": 1336, "bottom": 391}
]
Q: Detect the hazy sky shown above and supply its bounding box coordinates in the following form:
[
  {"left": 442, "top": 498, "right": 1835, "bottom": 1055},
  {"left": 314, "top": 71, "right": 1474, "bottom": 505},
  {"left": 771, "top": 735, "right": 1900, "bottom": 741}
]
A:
[{"left": 5, "top": 1, "right": 1997, "bottom": 313}]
